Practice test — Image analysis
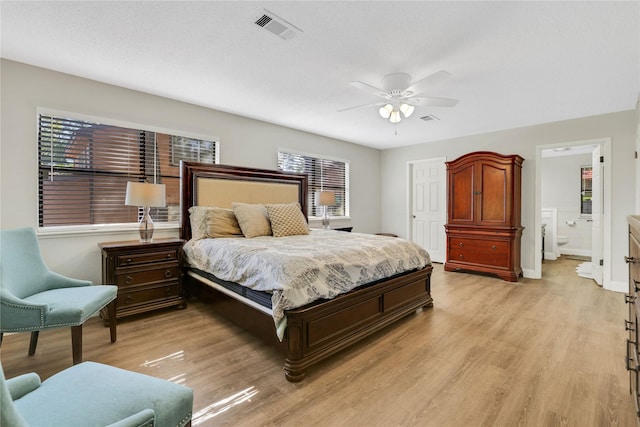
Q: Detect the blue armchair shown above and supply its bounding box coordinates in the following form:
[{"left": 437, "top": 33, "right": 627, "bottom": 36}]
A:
[
  {"left": 1, "top": 360, "right": 193, "bottom": 427},
  {"left": 0, "top": 227, "right": 117, "bottom": 364}
]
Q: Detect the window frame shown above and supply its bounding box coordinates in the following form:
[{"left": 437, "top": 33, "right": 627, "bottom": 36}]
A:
[
  {"left": 277, "top": 148, "right": 350, "bottom": 220},
  {"left": 580, "top": 164, "right": 593, "bottom": 216},
  {"left": 36, "top": 108, "right": 219, "bottom": 235}
]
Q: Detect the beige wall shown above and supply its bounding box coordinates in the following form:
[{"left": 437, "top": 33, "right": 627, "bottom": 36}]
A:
[{"left": 0, "top": 59, "right": 381, "bottom": 283}]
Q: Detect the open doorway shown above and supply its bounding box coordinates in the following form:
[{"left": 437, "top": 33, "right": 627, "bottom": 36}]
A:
[{"left": 535, "top": 138, "right": 611, "bottom": 289}]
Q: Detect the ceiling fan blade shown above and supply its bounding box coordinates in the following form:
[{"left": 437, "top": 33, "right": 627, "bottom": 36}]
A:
[
  {"left": 349, "top": 81, "right": 387, "bottom": 98},
  {"left": 409, "top": 97, "right": 459, "bottom": 107},
  {"left": 406, "top": 70, "right": 452, "bottom": 96},
  {"left": 337, "top": 101, "right": 386, "bottom": 112}
]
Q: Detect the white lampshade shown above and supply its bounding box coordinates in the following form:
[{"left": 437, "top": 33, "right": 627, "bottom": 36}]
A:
[
  {"left": 389, "top": 109, "right": 402, "bottom": 124},
  {"left": 125, "top": 182, "right": 166, "bottom": 208},
  {"left": 399, "top": 103, "right": 415, "bottom": 118},
  {"left": 315, "top": 190, "right": 336, "bottom": 207},
  {"left": 378, "top": 104, "right": 393, "bottom": 119}
]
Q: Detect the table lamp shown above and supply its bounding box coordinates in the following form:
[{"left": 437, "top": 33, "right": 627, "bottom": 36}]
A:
[
  {"left": 315, "top": 190, "right": 336, "bottom": 229},
  {"left": 125, "top": 182, "right": 166, "bottom": 242}
]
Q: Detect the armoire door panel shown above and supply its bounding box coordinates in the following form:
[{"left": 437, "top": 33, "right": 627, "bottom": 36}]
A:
[
  {"left": 478, "top": 163, "right": 509, "bottom": 224},
  {"left": 449, "top": 164, "right": 474, "bottom": 223}
]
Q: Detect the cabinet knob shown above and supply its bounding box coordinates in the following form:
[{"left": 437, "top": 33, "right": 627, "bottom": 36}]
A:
[
  {"left": 126, "top": 258, "right": 132, "bottom": 264},
  {"left": 125, "top": 295, "right": 133, "bottom": 304},
  {"left": 125, "top": 276, "right": 133, "bottom": 284},
  {"left": 626, "top": 294, "right": 637, "bottom": 304},
  {"left": 491, "top": 245, "right": 496, "bottom": 250},
  {"left": 165, "top": 270, "right": 172, "bottom": 278},
  {"left": 626, "top": 256, "right": 637, "bottom": 264},
  {"left": 459, "top": 254, "right": 463, "bottom": 259},
  {"left": 458, "top": 242, "right": 464, "bottom": 247},
  {"left": 166, "top": 253, "right": 172, "bottom": 259}
]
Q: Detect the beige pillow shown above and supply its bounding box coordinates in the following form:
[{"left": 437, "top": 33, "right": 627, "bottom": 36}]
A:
[
  {"left": 266, "top": 203, "right": 309, "bottom": 237},
  {"left": 188, "top": 206, "right": 213, "bottom": 240},
  {"left": 206, "top": 207, "right": 243, "bottom": 238},
  {"left": 232, "top": 203, "right": 272, "bottom": 238}
]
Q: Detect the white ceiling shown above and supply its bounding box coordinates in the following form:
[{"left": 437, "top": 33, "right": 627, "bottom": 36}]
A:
[{"left": 1, "top": 1, "right": 639, "bottom": 150}]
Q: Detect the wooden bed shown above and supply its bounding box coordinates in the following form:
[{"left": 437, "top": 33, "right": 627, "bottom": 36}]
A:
[{"left": 180, "top": 162, "right": 433, "bottom": 382}]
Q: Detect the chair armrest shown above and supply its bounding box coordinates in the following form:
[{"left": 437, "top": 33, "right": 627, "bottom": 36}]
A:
[
  {"left": 6, "top": 373, "right": 41, "bottom": 400},
  {"left": 45, "top": 271, "right": 92, "bottom": 289},
  {"left": 0, "top": 289, "right": 48, "bottom": 330},
  {"left": 105, "top": 409, "right": 155, "bottom": 427}
]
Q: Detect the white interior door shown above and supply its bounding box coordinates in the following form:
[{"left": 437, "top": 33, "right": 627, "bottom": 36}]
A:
[
  {"left": 591, "top": 145, "right": 603, "bottom": 286},
  {"left": 411, "top": 158, "right": 447, "bottom": 263}
]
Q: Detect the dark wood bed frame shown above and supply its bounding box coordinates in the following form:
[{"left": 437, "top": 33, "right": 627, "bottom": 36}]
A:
[{"left": 180, "top": 162, "right": 433, "bottom": 382}]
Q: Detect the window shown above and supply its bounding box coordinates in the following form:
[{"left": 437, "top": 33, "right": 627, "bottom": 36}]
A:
[
  {"left": 580, "top": 165, "right": 592, "bottom": 215},
  {"left": 277, "top": 151, "right": 349, "bottom": 218},
  {"left": 38, "top": 113, "right": 217, "bottom": 228}
]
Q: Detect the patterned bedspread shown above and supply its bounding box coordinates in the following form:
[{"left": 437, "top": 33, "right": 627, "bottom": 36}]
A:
[{"left": 183, "top": 230, "right": 431, "bottom": 340}]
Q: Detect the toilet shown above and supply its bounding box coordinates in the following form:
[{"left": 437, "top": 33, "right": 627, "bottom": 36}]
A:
[{"left": 557, "top": 235, "right": 569, "bottom": 246}]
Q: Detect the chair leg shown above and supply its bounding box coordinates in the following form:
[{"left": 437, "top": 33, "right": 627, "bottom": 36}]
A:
[
  {"left": 71, "top": 325, "right": 82, "bottom": 365},
  {"left": 29, "top": 331, "right": 39, "bottom": 356},
  {"left": 107, "top": 300, "right": 117, "bottom": 343},
  {"left": 0, "top": 332, "right": 3, "bottom": 345}
]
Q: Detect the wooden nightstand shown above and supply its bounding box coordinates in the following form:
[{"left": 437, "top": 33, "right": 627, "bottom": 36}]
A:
[{"left": 99, "top": 238, "right": 186, "bottom": 321}]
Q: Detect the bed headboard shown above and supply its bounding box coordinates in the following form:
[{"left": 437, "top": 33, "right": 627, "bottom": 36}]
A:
[{"left": 180, "top": 162, "right": 308, "bottom": 240}]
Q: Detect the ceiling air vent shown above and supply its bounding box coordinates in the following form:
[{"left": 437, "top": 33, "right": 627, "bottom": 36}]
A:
[
  {"left": 254, "top": 9, "right": 302, "bottom": 40},
  {"left": 420, "top": 114, "right": 440, "bottom": 122}
]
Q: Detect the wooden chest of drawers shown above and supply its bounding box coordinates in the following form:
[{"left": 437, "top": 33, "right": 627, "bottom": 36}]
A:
[
  {"left": 626, "top": 215, "right": 640, "bottom": 417},
  {"left": 99, "top": 238, "right": 185, "bottom": 320}
]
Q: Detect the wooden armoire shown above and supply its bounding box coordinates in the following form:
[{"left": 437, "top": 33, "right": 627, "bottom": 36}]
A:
[{"left": 444, "top": 151, "right": 524, "bottom": 282}]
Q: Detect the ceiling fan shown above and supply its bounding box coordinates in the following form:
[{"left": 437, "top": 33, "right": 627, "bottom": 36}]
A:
[{"left": 339, "top": 70, "right": 459, "bottom": 123}]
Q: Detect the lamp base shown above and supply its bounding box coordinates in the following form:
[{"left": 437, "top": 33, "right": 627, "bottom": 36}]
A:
[
  {"left": 322, "top": 206, "right": 331, "bottom": 230},
  {"left": 138, "top": 207, "right": 154, "bottom": 243}
]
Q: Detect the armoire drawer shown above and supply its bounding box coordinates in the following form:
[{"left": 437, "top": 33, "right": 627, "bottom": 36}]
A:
[{"left": 448, "top": 237, "right": 510, "bottom": 268}]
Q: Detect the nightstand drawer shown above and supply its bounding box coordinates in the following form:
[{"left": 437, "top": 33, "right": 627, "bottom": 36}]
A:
[
  {"left": 117, "top": 283, "right": 181, "bottom": 308},
  {"left": 115, "top": 265, "right": 180, "bottom": 288},
  {"left": 116, "top": 249, "right": 179, "bottom": 267}
]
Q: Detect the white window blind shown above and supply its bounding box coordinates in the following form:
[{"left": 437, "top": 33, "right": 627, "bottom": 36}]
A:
[
  {"left": 38, "top": 114, "right": 217, "bottom": 228},
  {"left": 277, "top": 151, "right": 349, "bottom": 217}
]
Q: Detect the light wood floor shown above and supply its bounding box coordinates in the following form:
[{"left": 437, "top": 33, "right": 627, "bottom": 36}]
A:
[{"left": 1, "top": 258, "right": 637, "bottom": 426}]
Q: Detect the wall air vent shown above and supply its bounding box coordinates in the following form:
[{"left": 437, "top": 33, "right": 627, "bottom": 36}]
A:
[
  {"left": 254, "top": 9, "right": 302, "bottom": 40},
  {"left": 420, "top": 114, "right": 440, "bottom": 122}
]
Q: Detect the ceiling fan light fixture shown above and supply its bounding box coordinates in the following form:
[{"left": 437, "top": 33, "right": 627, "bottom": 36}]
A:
[
  {"left": 379, "top": 104, "right": 393, "bottom": 119},
  {"left": 389, "top": 109, "right": 402, "bottom": 124},
  {"left": 399, "top": 103, "right": 415, "bottom": 118}
]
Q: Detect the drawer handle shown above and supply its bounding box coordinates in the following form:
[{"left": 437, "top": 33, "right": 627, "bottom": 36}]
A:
[
  {"left": 458, "top": 254, "right": 463, "bottom": 259},
  {"left": 125, "top": 276, "right": 133, "bottom": 285},
  {"left": 626, "top": 320, "right": 636, "bottom": 332},
  {"left": 635, "top": 279, "right": 640, "bottom": 293},
  {"left": 627, "top": 339, "right": 639, "bottom": 372},
  {"left": 626, "top": 256, "right": 637, "bottom": 264},
  {"left": 491, "top": 245, "right": 496, "bottom": 250},
  {"left": 458, "top": 242, "right": 464, "bottom": 247},
  {"left": 125, "top": 295, "right": 133, "bottom": 304},
  {"left": 165, "top": 270, "right": 172, "bottom": 278},
  {"left": 626, "top": 294, "right": 637, "bottom": 304},
  {"left": 126, "top": 258, "right": 132, "bottom": 264},
  {"left": 166, "top": 253, "right": 173, "bottom": 259}
]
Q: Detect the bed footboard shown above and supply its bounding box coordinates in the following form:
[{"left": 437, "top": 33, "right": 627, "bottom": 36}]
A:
[{"left": 282, "top": 265, "right": 433, "bottom": 381}]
